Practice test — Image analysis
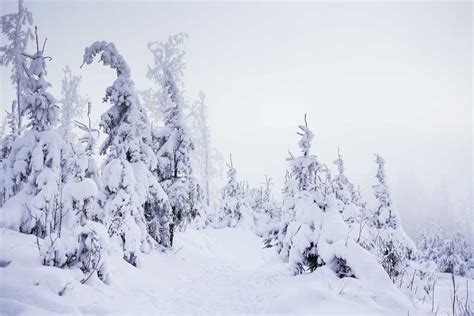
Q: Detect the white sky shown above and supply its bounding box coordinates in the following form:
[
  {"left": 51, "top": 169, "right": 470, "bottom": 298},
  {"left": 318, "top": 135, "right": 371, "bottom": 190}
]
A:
[{"left": 0, "top": 0, "right": 472, "bottom": 239}]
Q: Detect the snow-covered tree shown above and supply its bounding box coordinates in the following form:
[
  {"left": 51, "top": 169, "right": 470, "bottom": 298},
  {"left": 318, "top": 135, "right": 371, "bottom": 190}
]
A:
[
  {"left": 74, "top": 101, "right": 100, "bottom": 185},
  {"left": 276, "top": 115, "right": 328, "bottom": 275},
  {"left": 82, "top": 41, "right": 171, "bottom": 265},
  {"left": 418, "top": 226, "right": 473, "bottom": 277},
  {"left": 332, "top": 149, "right": 357, "bottom": 222},
  {"left": 146, "top": 33, "right": 197, "bottom": 230},
  {"left": 218, "top": 155, "right": 242, "bottom": 228},
  {"left": 0, "top": 0, "right": 33, "bottom": 136},
  {"left": 276, "top": 115, "right": 380, "bottom": 279},
  {"left": 331, "top": 149, "right": 372, "bottom": 247},
  {"left": 142, "top": 33, "right": 187, "bottom": 126},
  {"left": 59, "top": 66, "right": 85, "bottom": 141},
  {"left": 188, "top": 91, "right": 223, "bottom": 207},
  {"left": 250, "top": 176, "right": 280, "bottom": 238},
  {"left": 372, "top": 154, "right": 415, "bottom": 280},
  {"left": 0, "top": 28, "right": 67, "bottom": 243}
]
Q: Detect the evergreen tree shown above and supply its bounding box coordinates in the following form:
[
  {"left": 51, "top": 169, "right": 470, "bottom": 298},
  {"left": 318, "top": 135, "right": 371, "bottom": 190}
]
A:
[
  {"left": 218, "top": 154, "right": 242, "bottom": 228},
  {"left": 0, "top": 27, "right": 67, "bottom": 242},
  {"left": 251, "top": 176, "right": 280, "bottom": 237},
  {"left": 188, "top": 91, "right": 223, "bottom": 207},
  {"left": 0, "top": 0, "right": 34, "bottom": 136},
  {"left": 277, "top": 115, "right": 327, "bottom": 275},
  {"left": 372, "top": 154, "right": 415, "bottom": 280},
  {"left": 331, "top": 149, "right": 372, "bottom": 246},
  {"left": 59, "top": 66, "right": 85, "bottom": 141},
  {"left": 146, "top": 33, "right": 197, "bottom": 230},
  {"left": 82, "top": 41, "right": 171, "bottom": 265}
]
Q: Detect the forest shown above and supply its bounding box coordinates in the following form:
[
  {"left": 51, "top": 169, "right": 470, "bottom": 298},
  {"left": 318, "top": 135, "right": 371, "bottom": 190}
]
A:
[{"left": 0, "top": 1, "right": 472, "bottom": 315}]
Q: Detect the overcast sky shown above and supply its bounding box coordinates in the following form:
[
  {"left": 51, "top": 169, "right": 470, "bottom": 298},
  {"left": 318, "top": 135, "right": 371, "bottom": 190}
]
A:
[{"left": 0, "top": 0, "right": 472, "bottom": 239}]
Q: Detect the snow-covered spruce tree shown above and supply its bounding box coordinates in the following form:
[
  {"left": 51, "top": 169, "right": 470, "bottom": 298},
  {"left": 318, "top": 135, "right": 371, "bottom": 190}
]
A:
[
  {"left": 332, "top": 149, "right": 358, "bottom": 224},
  {"left": 218, "top": 155, "right": 242, "bottom": 228},
  {"left": 372, "top": 154, "right": 415, "bottom": 280},
  {"left": 82, "top": 41, "right": 171, "bottom": 265},
  {"left": 251, "top": 176, "right": 280, "bottom": 238},
  {"left": 0, "top": 0, "right": 33, "bottom": 136},
  {"left": 146, "top": 33, "right": 197, "bottom": 231},
  {"left": 59, "top": 66, "right": 85, "bottom": 141},
  {"left": 0, "top": 104, "right": 19, "bottom": 204},
  {"left": 215, "top": 155, "right": 253, "bottom": 228},
  {"left": 74, "top": 101, "right": 100, "bottom": 186},
  {"left": 275, "top": 115, "right": 383, "bottom": 279},
  {"left": 418, "top": 226, "right": 473, "bottom": 277},
  {"left": 276, "top": 115, "right": 328, "bottom": 275},
  {"left": 188, "top": 91, "right": 223, "bottom": 208},
  {"left": 0, "top": 27, "right": 68, "bottom": 242},
  {"left": 43, "top": 107, "right": 110, "bottom": 282},
  {"left": 141, "top": 33, "right": 187, "bottom": 126},
  {"left": 331, "top": 149, "right": 373, "bottom": 247}
]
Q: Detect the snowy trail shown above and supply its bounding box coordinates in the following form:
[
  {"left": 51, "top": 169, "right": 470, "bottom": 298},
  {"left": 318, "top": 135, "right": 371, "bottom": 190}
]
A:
[
  {"left": 116, "top": 228, "right": 279, "bottom": 314},
  {"left": 3, "top": 227, "right": 467, "bottom": 315}
]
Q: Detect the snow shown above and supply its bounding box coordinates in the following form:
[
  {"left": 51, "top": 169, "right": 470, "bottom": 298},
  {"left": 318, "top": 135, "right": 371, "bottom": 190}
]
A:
[{"left": 2, "top": 225, "right": 463, "bottom": 315}]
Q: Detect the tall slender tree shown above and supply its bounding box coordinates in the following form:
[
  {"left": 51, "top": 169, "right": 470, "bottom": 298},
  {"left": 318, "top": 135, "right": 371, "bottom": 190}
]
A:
[
  {"left": 59, "top": 66, "right": 85, "bottom": 141},
  {"left": 0, "top": 0, "right": 34, "bottom": 135},
  {"left": 372, "top": 154, "right": 416, "bottom": 280},
  {"left": 146, "top": 33, "right": 197, "bottom": 230},
  {"left": 188, "top": 91, "right": 223, "bottom": 207}
]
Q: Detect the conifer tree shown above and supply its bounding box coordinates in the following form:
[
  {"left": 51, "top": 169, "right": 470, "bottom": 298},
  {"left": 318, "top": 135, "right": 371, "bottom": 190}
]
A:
[
  {"left": 277, "top": 115, "right": 327, "bottom": 275},
  {"left": 146, "top": 33, "right": 197, "bottom": 230},
  {"left": 188, "top": 91, "right": 223, "bottom": 207},
  {"left": 82, "top": 41, "right": 171, "bottom": 265},
  {"left": 59, "top": 66, "right": 85, "bottom": 141},
  {"left": 218, "top": 154, "right": 242, "bottom": 227},
  {"left": 372, "top": 154, "right": 415, "bottom": 280},
  {"left": 0, "top": 0, "right": 34, "bottom": 136},
  {"left": 0, "top": 27, "right": 68, "bottom": 243}
]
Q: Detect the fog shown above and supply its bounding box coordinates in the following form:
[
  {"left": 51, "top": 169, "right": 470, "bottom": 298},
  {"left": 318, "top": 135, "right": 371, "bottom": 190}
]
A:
[{"left": 0, "top": 0, "right": 472, "bottom": 240}]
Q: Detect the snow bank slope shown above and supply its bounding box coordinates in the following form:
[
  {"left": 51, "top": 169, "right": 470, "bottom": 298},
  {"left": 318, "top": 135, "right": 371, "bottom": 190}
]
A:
[{"left": 1, "top": 227, "right": 418, "bottom": 315}]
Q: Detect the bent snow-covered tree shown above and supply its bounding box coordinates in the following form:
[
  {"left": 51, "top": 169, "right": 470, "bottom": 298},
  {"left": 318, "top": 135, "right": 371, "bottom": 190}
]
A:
[
  {"left": 372, "top": 154, "right": 415, "bottom": 280},
  {"left": 146, "top": 33, "right": 198, "bottom": 231},
  {"left": 82, "top": 41, "right": 171, "bottom": 266}
]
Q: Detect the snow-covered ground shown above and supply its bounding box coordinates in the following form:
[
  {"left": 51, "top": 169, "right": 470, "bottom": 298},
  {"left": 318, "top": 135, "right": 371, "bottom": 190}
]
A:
[{"left": 0, "top": 227, "right": 471, "bottom": 315}]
